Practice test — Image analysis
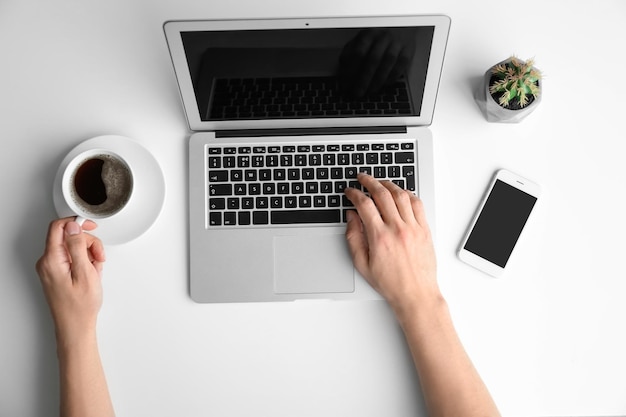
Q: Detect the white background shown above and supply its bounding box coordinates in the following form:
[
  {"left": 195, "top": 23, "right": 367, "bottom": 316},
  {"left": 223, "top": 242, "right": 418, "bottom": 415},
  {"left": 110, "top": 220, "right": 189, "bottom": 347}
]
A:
[{"left": 1, "top": 1, "right": 625, "bottom": 416}]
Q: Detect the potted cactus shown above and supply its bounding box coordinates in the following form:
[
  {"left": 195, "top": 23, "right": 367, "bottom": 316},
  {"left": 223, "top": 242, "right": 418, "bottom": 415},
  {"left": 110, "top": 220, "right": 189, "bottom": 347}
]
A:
[{"left": 477, "top": 56, "right": 542, "bottom": 123}]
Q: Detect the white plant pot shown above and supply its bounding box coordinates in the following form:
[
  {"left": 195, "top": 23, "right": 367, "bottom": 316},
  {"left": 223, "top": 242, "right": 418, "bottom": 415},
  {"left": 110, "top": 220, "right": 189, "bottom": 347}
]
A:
[{"left": 476, "top": 58, "right": 542, "bottom": 123}]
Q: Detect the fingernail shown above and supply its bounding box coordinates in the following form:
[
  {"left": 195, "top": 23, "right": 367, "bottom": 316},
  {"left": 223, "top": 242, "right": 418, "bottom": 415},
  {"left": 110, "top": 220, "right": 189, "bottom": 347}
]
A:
[{"left": 65, "top": 222, "right": 81, "bottom": 236}]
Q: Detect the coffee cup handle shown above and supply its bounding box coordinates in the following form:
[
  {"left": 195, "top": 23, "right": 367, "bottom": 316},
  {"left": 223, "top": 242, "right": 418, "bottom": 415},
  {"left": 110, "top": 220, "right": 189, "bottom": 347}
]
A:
[{"left": 75, "top": 216, "right": 87, "bottom": 227}]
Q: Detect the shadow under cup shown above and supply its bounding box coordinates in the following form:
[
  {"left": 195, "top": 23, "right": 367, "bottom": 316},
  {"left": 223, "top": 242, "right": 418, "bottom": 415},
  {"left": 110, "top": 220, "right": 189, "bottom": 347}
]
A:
[{"left": 62, "top": 149, "right": 134, "bottom": 220}]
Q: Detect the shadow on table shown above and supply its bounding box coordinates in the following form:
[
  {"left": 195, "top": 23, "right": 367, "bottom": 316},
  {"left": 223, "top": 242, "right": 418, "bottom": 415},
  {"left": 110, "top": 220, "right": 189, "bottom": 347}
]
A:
[{"left": 12, "top": 149, "right": 69, "bottom": 416}]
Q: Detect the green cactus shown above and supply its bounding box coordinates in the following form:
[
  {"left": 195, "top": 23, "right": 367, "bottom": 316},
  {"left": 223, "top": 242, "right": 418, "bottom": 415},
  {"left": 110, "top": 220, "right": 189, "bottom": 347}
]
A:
[{"left": 489, "top": 56, "right": 541, "bottom": 108}]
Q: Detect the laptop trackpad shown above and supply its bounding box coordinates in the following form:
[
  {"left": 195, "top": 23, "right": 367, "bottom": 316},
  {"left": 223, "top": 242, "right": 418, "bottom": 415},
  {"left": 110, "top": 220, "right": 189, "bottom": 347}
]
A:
[{"left": 273, "top": 234, "right": 355, "bottom": 294}]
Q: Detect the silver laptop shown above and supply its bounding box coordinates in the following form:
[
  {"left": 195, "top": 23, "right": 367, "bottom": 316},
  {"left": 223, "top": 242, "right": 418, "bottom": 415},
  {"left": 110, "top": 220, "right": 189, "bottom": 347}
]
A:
[{"left": 164, "top": 15, "right": 450, "bottom": 303}]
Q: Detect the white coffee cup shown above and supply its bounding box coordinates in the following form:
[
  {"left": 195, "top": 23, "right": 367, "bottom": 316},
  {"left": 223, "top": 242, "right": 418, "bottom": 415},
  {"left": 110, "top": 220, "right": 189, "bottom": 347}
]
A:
[{"left": 61, "top": 148, "right": 134, "bottom": 224}]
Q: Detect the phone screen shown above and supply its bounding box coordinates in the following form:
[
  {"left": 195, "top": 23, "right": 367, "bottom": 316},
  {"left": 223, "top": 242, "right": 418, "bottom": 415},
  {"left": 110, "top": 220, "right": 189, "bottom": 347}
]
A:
[{"left": 464, "top": 179, "right": 538, "bottom": 268}]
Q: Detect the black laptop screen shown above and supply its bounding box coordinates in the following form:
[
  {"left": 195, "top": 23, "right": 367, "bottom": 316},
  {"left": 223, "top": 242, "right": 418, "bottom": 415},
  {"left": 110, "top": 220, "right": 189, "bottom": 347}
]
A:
[{"left": 180, "top": 26, "right": 434, "bottom": 122}]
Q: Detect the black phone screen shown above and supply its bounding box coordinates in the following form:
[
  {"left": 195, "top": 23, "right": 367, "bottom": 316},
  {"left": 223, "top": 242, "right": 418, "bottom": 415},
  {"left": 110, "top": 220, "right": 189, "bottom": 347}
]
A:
[{"left": 464, "top": 180, "right": 537, "bottom": 268}]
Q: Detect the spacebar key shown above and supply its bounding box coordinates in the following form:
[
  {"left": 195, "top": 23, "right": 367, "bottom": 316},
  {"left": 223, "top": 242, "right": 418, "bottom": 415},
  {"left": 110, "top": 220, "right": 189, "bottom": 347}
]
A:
[{"left": 271, "top": 209, "right": 341, "bottom": 224}]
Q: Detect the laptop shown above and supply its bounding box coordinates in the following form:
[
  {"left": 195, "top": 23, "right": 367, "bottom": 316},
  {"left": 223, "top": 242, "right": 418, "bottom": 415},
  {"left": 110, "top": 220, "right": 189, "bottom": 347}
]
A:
[{"left": 164, "top": 15, "right": 450, "bottom": 303}]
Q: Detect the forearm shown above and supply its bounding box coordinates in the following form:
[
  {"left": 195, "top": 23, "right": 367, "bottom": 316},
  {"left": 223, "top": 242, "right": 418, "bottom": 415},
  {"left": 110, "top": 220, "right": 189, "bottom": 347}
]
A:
[
  {"left": 395, "top": 295, "right": 500, "bottom": 417},
  {"left": 56, "top": 331, "right": 115, "bottom": 417}
]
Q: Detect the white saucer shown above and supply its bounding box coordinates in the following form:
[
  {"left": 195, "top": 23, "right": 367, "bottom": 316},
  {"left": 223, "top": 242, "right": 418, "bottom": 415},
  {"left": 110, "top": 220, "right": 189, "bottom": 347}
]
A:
[{"left": 53, "top": 135, "right": 166, "bottom": 245}]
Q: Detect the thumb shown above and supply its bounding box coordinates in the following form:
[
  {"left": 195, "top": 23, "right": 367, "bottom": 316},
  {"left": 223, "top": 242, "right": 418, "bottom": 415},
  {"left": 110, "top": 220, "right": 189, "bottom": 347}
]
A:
[
  {"left": 64, "top": 222, "right": 92, "bottom": 278},
  {"left": 345, "top": 210, "right": 370, "bottom": 277}
]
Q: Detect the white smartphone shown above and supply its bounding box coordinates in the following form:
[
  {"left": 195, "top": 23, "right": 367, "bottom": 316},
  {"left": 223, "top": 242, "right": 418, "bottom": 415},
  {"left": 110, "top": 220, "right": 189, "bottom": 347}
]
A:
[{"left": 458, "top": 169, "right": 541, "bottom": 277}]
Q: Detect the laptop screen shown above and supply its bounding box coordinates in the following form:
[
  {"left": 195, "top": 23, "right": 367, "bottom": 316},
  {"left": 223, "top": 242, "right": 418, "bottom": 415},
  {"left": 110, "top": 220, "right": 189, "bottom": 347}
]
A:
[
  {"left": 180, "top": 26, "right": 434, "bottom": 122},
  {"left": 165, "top": 16, "right": 450, "bottom": 131}
]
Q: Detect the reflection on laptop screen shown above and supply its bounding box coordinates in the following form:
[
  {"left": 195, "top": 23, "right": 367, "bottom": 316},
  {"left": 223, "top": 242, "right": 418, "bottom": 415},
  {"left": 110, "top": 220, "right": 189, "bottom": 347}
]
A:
[{"left": 180, "top": 27, "right": 434, "bottom": 122}]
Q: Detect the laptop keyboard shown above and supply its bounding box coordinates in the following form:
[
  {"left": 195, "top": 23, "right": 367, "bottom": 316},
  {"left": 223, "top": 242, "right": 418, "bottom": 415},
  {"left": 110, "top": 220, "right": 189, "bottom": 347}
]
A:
[
  {"left": 209, "top": 76, "right": 412, "bottom": 120},
  {"left": 206, "top": 140, "right": 418, "bottom": 227}
]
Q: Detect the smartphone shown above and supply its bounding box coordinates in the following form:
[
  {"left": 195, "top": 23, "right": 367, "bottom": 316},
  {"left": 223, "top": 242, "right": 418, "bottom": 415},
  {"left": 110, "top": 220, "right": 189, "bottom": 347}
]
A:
[{"left": 458, "top": 169, "right": 541, "bottom": 277}]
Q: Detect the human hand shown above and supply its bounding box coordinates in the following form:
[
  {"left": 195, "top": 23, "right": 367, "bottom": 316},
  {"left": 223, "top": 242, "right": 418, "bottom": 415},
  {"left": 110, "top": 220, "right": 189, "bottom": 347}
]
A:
[
  {"left": 344, "top": 174, "right": 439, "bottom": 312},
  {"left": 339, "top": 29, "right": 414, "bottom": 97},
  {"left": 36, "top": 218, "right": 106, "bottom": 342}
]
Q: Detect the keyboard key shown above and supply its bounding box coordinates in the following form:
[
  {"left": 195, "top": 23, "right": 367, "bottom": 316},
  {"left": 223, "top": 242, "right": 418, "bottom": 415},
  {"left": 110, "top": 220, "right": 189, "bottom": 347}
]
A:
[
  {"left": 331, "top": 167, "right": 343, "bottom": 179},
  {"left": 394, "top": 152, "right": 415, "bottom": 163},
  {"left": 302, "top": 168, "right": 315, "bottom": 180},
  {"left": 208, "top": 157, "right": 221, "bottom": 169},
  {"left": 271, "top": 209, "right": 341, "bottom": 224},
  {"left": 292, "top": 182, "right": 304, "bottom": 194},
  {"left": 403, "top": 166, "right": 416, "bottom": 191},
  {"left": 249, "top": 183, "right": 261, "bottom": 195},
  {"left": 209, "top": 198, "right": 226, "bottom": 210},
  {"left": 245, "top": 170, "right": 257, "bottom": 181},
  {"left": 209, "top": 212, "right": 222, "bottom": 226},
  {"left": 253, "top": 211, "right": 269, "bottom": 224},
  {"left": 299, "top": 196, "right": 312, "bottom": 207},
  {"left": 227, "top": 198, "right": 239, "bottom": 210},
  {"left": 277, "top": 182, "right": 290, "bottom": 194},
  {"left": 230, "top": 170, "right": 243, "bottom": 182},
  {"left": 224, "top": 212, "right": 237, "bottom": 225},
  {"left": 374, "top": 166, "right": 385, "bottom": 178},
  {"left": 366, "top": 153, "right": 378, "bottom": 164},
  {"left": 285, "top": 196, "right": 297, "bottom": 208},
  {"left": 271, "top": 197, "right": 283, "bottom": 208},
  {"left": 208, "top": 170, "right": 228, "bottom": 182},
  {"left": 334, "top": 181, "right": 347, "bottom": 193},
  {"left": 234, "top": 184, "right": 246, "bottom": 195},
  {"left": 388, "top": 166, "right": 401, "bottom": 178},
  {"left": 259, "top": 169, "right": 271, "bottom": 181},
  {"left": 242, "top": 198, "right": 254, "bottom": 209},
  {"left": 238, "top": 211, "right": 251, "bottom": 225},
  {"left": 209, "top": 184, "right": 232, "bottom": 196},
  {"left": 224, "top": 156, "right": 236, "bottom": 168},
  {"left": 263, "top": 183, "right": 276, "bottom": 195}
]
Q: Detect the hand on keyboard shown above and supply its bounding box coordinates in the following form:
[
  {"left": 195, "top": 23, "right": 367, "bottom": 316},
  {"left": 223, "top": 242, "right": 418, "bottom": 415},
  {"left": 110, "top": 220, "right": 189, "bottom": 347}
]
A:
[{"left": 344, "top": 173, "right": 439, "bottom": 310}]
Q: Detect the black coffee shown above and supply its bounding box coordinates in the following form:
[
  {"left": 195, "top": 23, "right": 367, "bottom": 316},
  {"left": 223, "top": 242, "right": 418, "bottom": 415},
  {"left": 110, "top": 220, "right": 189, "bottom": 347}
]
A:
[
  {"left": 75, "top": 158, "right": 107, "bottom": 205},
  {"left": 71, "top": 154, "right": 133, "bottom": 217}
]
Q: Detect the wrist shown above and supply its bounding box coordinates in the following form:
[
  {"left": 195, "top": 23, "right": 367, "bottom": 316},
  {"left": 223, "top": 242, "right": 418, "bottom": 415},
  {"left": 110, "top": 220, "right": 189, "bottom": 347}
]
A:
[
  {"left": 391, "top": 287, "right": 448, "bottom": 330},
  {"left": 55, "top": 324, "right": 98, "bottom": 354}
]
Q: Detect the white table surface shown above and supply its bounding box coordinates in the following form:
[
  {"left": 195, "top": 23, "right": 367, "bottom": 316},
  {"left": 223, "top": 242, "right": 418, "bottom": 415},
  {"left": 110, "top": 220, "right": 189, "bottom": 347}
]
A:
[{"left": 2, "top": 1, "right": 625, "bottom": 416}]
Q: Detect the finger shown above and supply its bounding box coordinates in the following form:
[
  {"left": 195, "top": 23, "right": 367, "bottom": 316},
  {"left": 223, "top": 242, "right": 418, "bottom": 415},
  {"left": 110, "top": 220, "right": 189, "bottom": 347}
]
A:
[
  {"left": 344, "top": 186, "right": 383, "bottom": 229},
  {"left": 380, "top": 180, "right": 416, "bottom": 224},
  {"left": 42, "top": 218, "right": 82, "bottom": 268},
  {"left": 63, "top": 222, "right": 96, "bottom": 281},
  {"left": 81, "top": 219, "right": 98, "bottom": 232},
  {"left": 85, "top": 233, "right": 106, "bottom": 263},
  {"left": 410, "top": 194, "right": 431, "bottom": 234},
  {"left": 356, "top": 173, "right": 402, "bottom": 223},
  {"left": 43, "top": 218, "right": 98, "bottom": 253},
  {"left": 344, "top": 210, "right": 370, "bottom": 276}
]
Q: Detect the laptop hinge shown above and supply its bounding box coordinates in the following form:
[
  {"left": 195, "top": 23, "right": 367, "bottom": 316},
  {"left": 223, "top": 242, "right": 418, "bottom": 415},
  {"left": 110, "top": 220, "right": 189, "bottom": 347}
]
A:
[{"left": 215, "top": 125, "right": 408, "bottom": 138}]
